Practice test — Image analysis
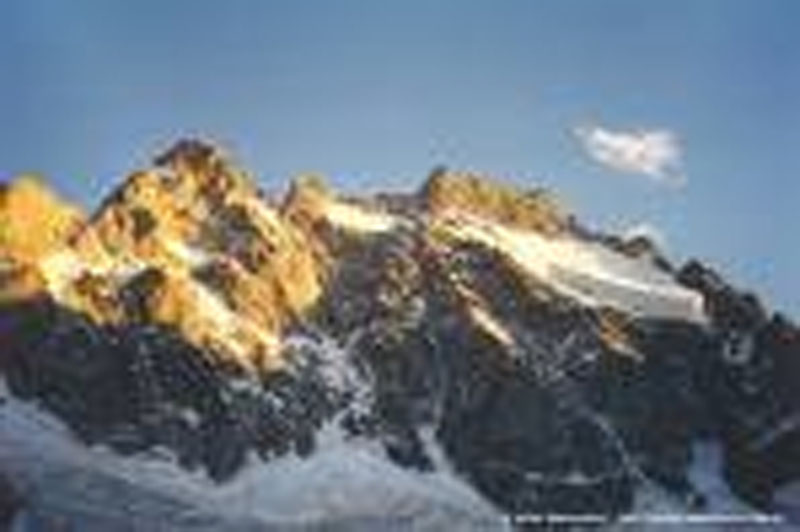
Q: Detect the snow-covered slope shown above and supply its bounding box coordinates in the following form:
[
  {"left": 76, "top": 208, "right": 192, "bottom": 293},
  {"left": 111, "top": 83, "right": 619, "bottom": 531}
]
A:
[
  {"left": 320, "top": 199, "right": 400, "bottom": 234},
  {"left": 0, "top": 383, "right": 505, "bottom": 532},
  {"left": 437, "top": 211, "right": 706, "bottom": 323}
]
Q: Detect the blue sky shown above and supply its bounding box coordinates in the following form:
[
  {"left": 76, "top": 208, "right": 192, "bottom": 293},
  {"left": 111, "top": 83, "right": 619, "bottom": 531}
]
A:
[{"left": 1, "top": 0, "right": 798, "bottom": 316}]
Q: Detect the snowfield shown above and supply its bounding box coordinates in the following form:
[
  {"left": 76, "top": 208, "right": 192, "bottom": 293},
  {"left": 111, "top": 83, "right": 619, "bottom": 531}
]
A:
[
  {"left": 0, "top": 382, "right": 506, "bottom": 532},
  {"left": 437, "top": 212, "right": 707, "bottom": 323}
]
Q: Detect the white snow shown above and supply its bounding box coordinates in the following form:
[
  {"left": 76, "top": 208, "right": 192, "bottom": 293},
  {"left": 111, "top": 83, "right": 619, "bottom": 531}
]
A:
[
  {"left": 189, "top": 280, "right": 238, "bottom": 332},
  {"left": 212, "top": 422, "right": 505, "bottom": 528},
  {"left": 282, "top": 329, "right": 376, "bottom": 421},
  {"left": 108, "top": 257, "right": 149, "bottom": 283},
  {"left": 36, "top": 244, "right": 279, "bottom": 368},
  {"left": 466, "top": 303, "right": 515, "bottom": 347},
  {"left": 283, "top": 332, "right": 365, "bottom": 395},
  {"left": 161, "top": 237, "right": 213, "bottom": 268},
  {"left": 437, "top": 212, "right": 706, "bottom": 323},
  {"left": 37, "top": 249, "right": 148, "bottom": 302},
  {"left": 322, "top": 200, "right": 399, "bottom": 234},
  {"left": 418, "top": 425, "right": 456, "bottom": 475},
  {"left": 188, "top": 279, "right": 279, "bottom": 359},
  {"left": 3, "top": 377, "right": 793, "bottom": 531},
  {"left": 0, "top": 381, "right": 506, "bottom": 531},
  {"left": 38, "top": 250, "right": 89, "bottom": 300},
  {"left": 607, "top": 443, "right": 788, "bottom": 531},
  {"left": 686, "top": 443, "right": 761, "bottom": 515},
  {"left": 38, "top": 249, "right": 124, "bottom": 299}
]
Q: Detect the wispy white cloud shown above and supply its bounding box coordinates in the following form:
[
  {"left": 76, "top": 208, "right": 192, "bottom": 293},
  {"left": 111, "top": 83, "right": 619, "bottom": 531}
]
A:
[{"left": 574, "top": 124, "right": 685, "bottom": 186}]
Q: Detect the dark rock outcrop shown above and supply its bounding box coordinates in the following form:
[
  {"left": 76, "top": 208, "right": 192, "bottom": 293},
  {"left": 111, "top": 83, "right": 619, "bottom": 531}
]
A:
[
  {"left": 0, "top": 472, "right": 22, "bottom": 530},
  {"left": 0, "top": 297, "right": 343, "bottom": 482},
  {"left": 678, "top": 260, "right": 800, "bottom": 511}
]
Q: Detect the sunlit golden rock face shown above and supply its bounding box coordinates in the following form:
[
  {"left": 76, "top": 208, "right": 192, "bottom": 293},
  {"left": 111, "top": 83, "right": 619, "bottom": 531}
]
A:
[
  {"left": 0, "top": 141, "right": 326, "bottom": 373},
  {"left": 0, "top": 139, "right": 690, "bottom": 377},
  {"left": 123, "top": 267, "right": 281, "bottom": 372},
  {"left": 0, "top": 263, "right": 47, "bottom": 304},
  {"left": 281, "top": 174, "right": 331, "bottom": 229},
  {"left": 0, "top": 175, "right": 84, "bottom": 264},
  {"left": 0, "top": 176, "right": 92, "bottom": 308},
  {"left": 86, "top": 140, "right": 325, "bottom": 370},
  {"left": 421, "top": 168, "right": 570, "bottom": 236}
]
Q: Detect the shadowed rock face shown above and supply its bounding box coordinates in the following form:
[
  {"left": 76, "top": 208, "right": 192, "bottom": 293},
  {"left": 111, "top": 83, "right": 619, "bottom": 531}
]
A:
[
  {"left": 0, "top": 297, "right": 343, "bottom": 482},
  {"left": 678, "top": 261, "right": 800, "bottom": 510},
  {"left": 1, "top": 140, "right": 799, "bottom": 526},
  {"left": 0, "top": 471, "right": 22, "bottom": 529}
]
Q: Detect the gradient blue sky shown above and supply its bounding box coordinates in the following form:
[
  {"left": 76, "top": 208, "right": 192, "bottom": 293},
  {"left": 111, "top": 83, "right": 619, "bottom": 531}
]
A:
[{"left": 1, "top": 0, "right": 798, "bottom": 315}]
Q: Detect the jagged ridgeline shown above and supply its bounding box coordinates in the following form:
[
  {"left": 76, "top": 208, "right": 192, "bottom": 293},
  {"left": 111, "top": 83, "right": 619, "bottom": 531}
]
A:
[{"left": 1, "top": 140, "right": 798, "bottom": 525}]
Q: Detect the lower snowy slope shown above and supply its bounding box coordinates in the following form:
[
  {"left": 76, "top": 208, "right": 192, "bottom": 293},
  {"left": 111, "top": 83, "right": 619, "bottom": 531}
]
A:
[
  {"left": 5, "top": 379, "right": 793, "bottom": 531},
  {"left": 0, "top": 382, "right": 506, "bottom": 532}
]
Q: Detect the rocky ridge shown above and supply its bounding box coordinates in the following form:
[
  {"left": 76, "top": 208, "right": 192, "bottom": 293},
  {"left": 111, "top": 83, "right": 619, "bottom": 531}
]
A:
[{"left": 0, "top": 140, "right": 798, "bottom": 528}]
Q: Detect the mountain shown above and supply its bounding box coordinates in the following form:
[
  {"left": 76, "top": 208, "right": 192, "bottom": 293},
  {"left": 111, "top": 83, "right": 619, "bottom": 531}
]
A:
[{"left": 1, "top": 139, "right": 798, "bottom": 530}]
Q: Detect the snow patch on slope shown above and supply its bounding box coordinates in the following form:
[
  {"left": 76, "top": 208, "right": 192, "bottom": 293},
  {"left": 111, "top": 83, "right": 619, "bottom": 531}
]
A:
[
  {"left": 188, "top": 280, "right": 279, "bottom": 361},
  {"left": 189, "top": 279, "right": 238, "bottom": 332},
  {"left": 283, "top": 332, "right": 365, "bottom": 396},
  {"left": 162, "top": 238, "right": 212, "bottom": 268},
  {"left": 607, "top": 443, "right": 790, "bottom": 531},
  {"left": 687, "top": 443, "right": 759, "bottom": 515},
  {"left": 37, "top": 248, "right": 149, "bottom": 302},
  {"left": 37, "top": 250, "right": 91, "bottom": 300},
  {"left": 466, "top": 303, "right": 515, "bottom": 347},
  {"left": 322, "top": 200, "right": 399, "bottom": 234},
  {"left": 438, "top": 212, "right": 706, "bottom": 323}
]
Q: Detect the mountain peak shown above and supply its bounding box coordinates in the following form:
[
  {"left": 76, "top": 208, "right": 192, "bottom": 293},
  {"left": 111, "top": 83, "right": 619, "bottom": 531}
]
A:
[
  {"left": 110, "top": 138, "right": 260, "bottom": 212},
  {"left": 420, "top": 167, "right": 570, "bottom": 236},
  {"left": 2, "top": 141, "right": 799, "bottom": 527},
  {"left": 0, "top": 142, "right": 325, "bottom": 370},
  {"left": 1, "top": 146, "right": 709, "bottom": 370},
  {"left": 280, "top": 173, "right": 332, "bottom": 227},
  {"left": 153, "top": 138, "right": 227, "bottom": 174}
]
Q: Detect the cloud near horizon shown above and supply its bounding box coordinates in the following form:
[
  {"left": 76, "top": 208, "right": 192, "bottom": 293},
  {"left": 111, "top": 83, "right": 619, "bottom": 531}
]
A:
[{"left": 574, "top": 125, "right": 685, "bottom": 186}]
